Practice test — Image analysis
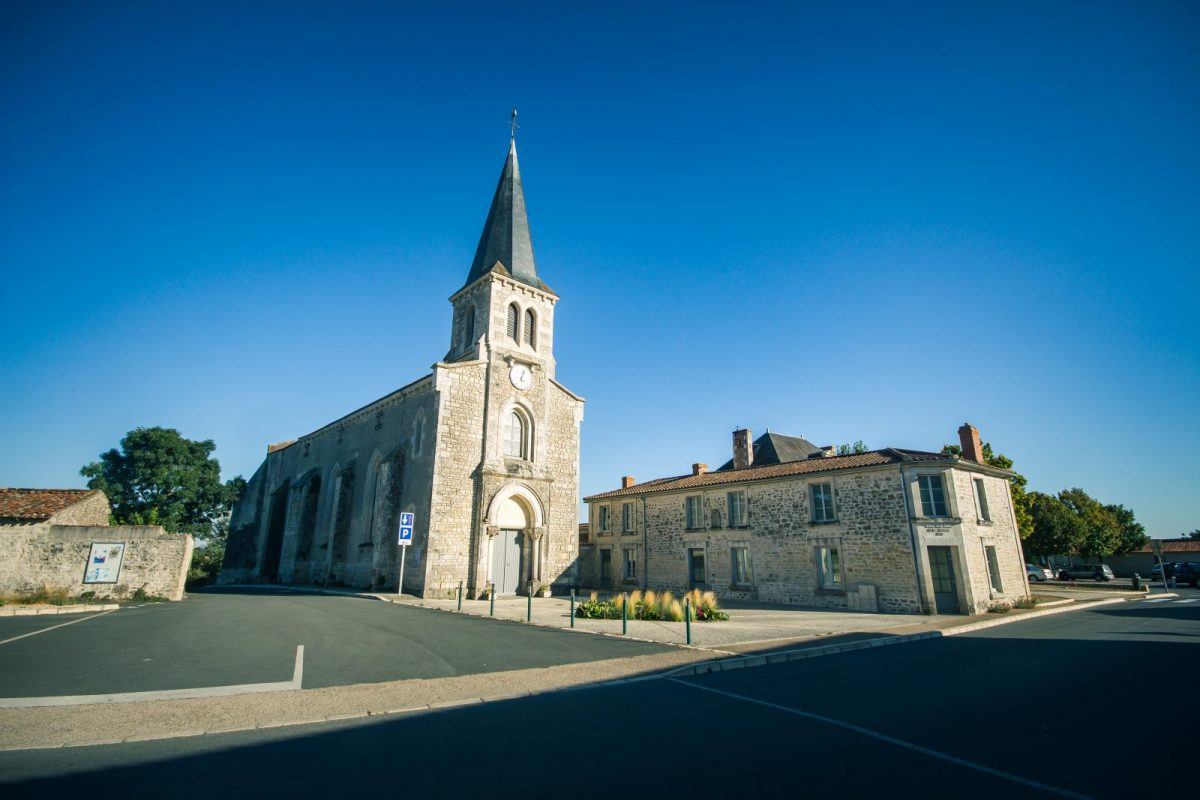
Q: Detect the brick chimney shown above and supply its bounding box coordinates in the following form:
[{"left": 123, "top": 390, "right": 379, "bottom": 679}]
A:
[
  {"left": 958, "top": 423, "right": 984, "bottom": 463},
  {"left": 733, "top": 428, "right": 753, "bottom": 469},
  {"left": 621, "top": 475, "right": 636, "bottom": 489},
  {"left": 691, "top": 463, "right": 708, "bottom": 476}
]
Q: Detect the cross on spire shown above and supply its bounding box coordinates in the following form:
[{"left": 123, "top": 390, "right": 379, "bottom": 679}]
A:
[{"left": 510, "top": 107, "right": 519, "bottom": 139}]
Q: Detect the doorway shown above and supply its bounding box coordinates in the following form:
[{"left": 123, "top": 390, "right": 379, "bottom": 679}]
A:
[
  {"left": 599, "top": 548, "right": 612, "bottom": 589},
  {"left": 491, "top": 529, "right": 524, "bottom": 595},
  {"left": 927, "top": 545, "right": 961, "bottom": 614}
]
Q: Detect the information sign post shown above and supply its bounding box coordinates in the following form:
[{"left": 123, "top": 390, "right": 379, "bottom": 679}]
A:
[
  {"left": 397, "top": 512, "right": 415, "bottom": 596},
  {"left": 1150, "top": 539, "right": 1169, "bottom": 593}
]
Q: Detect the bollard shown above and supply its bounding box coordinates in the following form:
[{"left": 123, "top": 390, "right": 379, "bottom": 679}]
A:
[
  {"left": 570, "top": 589, "right": 576, "bottom": 628},
  {"left": 622, "top": 592, "right": 628, "bottom": 635},
  {"left": 685, "top": 597, "right": 692, "bottom": 645},
  {"left": 457, "top": 581, "right": 463, "bottom": 611},
  {"left": 489, "top": 583, "right": 495, "bottom": 617},
  {"left": 527, "top": 582, "right": 533, "bottom": 623}
]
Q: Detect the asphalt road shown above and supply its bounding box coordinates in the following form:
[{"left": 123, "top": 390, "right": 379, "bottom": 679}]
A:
[
  {"left": 0, "top": 589, "right": 673, "bottom": 697},
  {"left": 2, "top": 595, "right": 1194, "bottom": 798}
]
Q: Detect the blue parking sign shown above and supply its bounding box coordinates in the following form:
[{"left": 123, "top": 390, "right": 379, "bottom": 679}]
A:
[{"left": 398, "top": 512, "right": 415, "bottom": 546}]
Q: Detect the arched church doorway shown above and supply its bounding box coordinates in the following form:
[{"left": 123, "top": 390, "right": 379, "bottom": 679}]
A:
[{"left": 490, "top": 496, "right": 527, "bottom": 595}]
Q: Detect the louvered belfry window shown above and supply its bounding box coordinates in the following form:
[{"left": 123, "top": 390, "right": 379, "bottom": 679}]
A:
[
  {"left": 523, "top": 309, "right": 535, "bottom": 348},
  {"left": 507, "top": 304, "right": 519, "bottom": 340}
]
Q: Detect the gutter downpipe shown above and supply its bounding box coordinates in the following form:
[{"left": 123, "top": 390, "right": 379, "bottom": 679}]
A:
[
  {"left": 642, "top": 495, "right": 649, "bottom": 591},
  {"left": 899, "top": 465, "right": 929, "bottom": 615}
]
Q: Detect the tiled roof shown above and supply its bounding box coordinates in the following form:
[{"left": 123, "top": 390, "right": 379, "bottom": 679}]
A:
[
  {"left": 0, "top": 488, "right": 99, "bottom": 521},
  {"left": 715, "top": 432, "right": 824, "bottom": 471},
  {"left": 1135, "top": 538, "right": 1200, "bottom": 554},
  {"left": 585, "top": 448, "right": 957, "bottom": 501}
]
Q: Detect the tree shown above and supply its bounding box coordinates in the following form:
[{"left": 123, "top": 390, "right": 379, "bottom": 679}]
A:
[
  {"left": 1025, "top": 492, "right": 1085, "bottom": 558},
  {"left": 836, "top": 441, "right": 868, "bottom": 455},
  {"left": 1058, "top": 488, "right": 1122, "bottom": 561},
  {"left": 81, "top": 427, "right": 243, "bottom": 539},
  {"left": 1185, "top": 529, "right": 1200, "bottom": 540},
  {"left": 1106, "top": 503, "right": 1148, "bottom": 556},
  {"left": 941, "top": 441, "right": 1032, "bottom": 539}
]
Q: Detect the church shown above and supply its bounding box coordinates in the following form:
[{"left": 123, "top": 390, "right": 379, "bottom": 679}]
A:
[{"left": 220, "top": 138, "right": 585, "bottom": 599}]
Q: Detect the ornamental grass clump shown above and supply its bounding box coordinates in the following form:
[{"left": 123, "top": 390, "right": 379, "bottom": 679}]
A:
[{"left": 573, "top": 588, "right": 729, "bottom": 622}]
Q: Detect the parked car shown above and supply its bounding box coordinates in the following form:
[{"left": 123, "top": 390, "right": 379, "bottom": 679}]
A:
[
  {"left": 1149, "top": 562, "right": 1183, "bottom": 580},
  {"left": 1167, "top": 562, "right": 1200, "bottom": 587},
  {"left": 1056, "top": 563, "right": 1115, "bottom": 582},
  {"left": 1026, "top": 564, "right": 1053, "bottom": 582}
]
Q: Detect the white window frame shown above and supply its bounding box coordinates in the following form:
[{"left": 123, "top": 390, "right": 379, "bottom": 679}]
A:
[
  {"left": 984, "top": 544, "right": 1003, "bottom": 593},
  {"left": 811, "top": 482, "right": 836, "bottom": 522},
  {"left": 623, "top": 546, "right": 637, "bottom": 581},
  {"left": 622, "top": 502, "right": 635, "bottom": 533},
  {"left": 917, "top": 474, "right": 949, "bottom": 518}
]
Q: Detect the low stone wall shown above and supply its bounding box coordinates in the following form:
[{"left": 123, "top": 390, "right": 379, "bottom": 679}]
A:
[{"left": 0, "top": 525, "right": 192, "bottom": 601}]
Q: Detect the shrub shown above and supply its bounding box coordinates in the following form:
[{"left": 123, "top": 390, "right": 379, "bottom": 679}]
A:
[
  {"left": 1013, "top": 596, "right": 1041, "bottom": 610},
  {"left": 987, "top": 601, "right": 1011, "bottom": 614}
]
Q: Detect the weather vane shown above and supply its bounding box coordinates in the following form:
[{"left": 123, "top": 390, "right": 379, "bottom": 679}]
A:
[{"left": 510, "top": 107, "right": 519, "bottom": 139}]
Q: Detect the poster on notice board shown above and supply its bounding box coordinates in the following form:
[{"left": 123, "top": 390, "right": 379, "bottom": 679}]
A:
[{"left": 83, "top": 542, "right": 126, "bottom": 584}]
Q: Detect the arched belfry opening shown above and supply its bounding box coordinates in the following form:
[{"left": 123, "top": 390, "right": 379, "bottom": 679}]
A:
[{"left": 483, "top": 484, "right": 547, "bottom": 596}]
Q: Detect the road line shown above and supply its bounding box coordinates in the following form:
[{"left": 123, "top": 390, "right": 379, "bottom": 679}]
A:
[
  {"left": 0, "top": 610, "right": 116, "bottom": 646},
  {"left": 669, "top": 678, "right": 1094, "bottom": 800},
  {"left": 1143, "top": 598, "right": 1172, "bottom": 603},
  {"left": 1174, "top": 598, "right": 1196, "bottom": 604},
  {"left": 0, "top": 645, "right": 305, "bottom": 708}
]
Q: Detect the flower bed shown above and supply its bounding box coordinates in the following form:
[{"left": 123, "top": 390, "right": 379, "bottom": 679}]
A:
[{"left": 574, "top": 589, "right": 728, "bottom": 622}]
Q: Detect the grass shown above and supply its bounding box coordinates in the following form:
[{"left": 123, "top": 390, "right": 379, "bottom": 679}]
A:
[
  {"left": 575, "top": 588, "right": 728, "bottom": 622},
  {"left": 0, "top": 584, "right": 167, "bottom": 606}
]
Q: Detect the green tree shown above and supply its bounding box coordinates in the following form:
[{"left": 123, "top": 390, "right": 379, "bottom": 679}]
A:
[
  {"left": 1025, "top": 492, "right": 1085, "bottom": 558},
  {"left": 941, "top": 441, "right": 1032, "bottom": 539},
  {"left": 1185, "top": 529, "right": 1200, "bottom": 540},
  {"left": 1058, "top": 488, "right": 1121, "bottom": 561},
  {"left": 81, "top": 427, "right": 243, "bottom": 539},
  {"left": 1106, "top": 503, "right": 1148, "bottom": 556},
  {"left": 836, "top": 441, "right": 868, "bottom": 455}
]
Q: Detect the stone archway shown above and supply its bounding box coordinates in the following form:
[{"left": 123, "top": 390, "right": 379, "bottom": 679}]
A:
[{"left": 482, "top": 484, "right": 547, "bottom": 596}]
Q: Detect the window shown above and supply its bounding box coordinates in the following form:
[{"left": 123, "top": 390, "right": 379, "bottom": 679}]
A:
[
  {"left": 974, "top": 478, "right": 991, "bottom": 522},
  {"left": 598, "top": 505, "right": 610, "bottom": 533},
  {"left": 506, "top": 303, "right": 519, "bottom": 341},
  {"left": 599, "top": 549, "right": 612, "bottom": 588},
  {"left": 817, "top": 546, "right": 842, "bottom": 590},
  {"left": 688, "top": 548, "right": 706, "bottom": 586},
  {"left": 622, "top": 502, "right": 634, "bottom": 533},
  {"left": 411, "top": 414, "right": 425, "bottom": 458},
  {"left": 731, "top": 546, "right": 753, "bottom": 585},
  {"left": 918, "top": 474, "right": 949, "bottom": 517},
  {"left": 811, "top": 483, "right": 835, "bottom": 522},
  {"left": 727, "top": 491, "right": 747, "bottom": 527},
  {"left": 623, "top": 547, "right": 637, "bottom": 581},
  {"left": 685, "top": 496, "right": 703, "bottom": 529},
  {"left": 463, "top": 306, "right": 475, "bottom": 349},
  {"left": 502, "top": 410, "right": 527, "bottom": 459},
  {"left": 985, "top": 545, "right": 1002, "bottom": 592},
  {"left": 523, "top": 308, "right": 536, "bottom": 348}
]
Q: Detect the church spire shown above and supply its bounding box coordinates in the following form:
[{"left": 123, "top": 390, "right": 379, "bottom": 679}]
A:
[{"left": 464, "top": 134, "right": 542, "bottom": 290}]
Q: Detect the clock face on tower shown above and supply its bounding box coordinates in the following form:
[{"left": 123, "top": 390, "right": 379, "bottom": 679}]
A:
[{"left": 509, "top": 364, "right": 532, "bottom": 391}]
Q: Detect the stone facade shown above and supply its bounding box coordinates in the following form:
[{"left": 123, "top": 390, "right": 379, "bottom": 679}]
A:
[
  {"left": 222, "top": 140, "right": 584, "bottom": 598},
  {"left": 584, "top": 428, "right": 1028, "bottom": 616},
  {"left": 0, "top": 490, "right": 192, "bottom": 601}
]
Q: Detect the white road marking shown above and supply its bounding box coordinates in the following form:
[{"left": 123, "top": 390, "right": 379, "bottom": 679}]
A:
[
  {"left": 0, "top": 645, "right": 305, "bottom": 708},
  {"left": 1174, "top": 598, "right": 1197, "bottom": 604},
  {"left": 0, "top": 610, "right": 116, "bottom": 646},
  {"left": 670, "top": 678, "right": 1094, "bottom": 800},
  {"left": 1142, "top": 598, "right": 1173, "bottom": 603}
]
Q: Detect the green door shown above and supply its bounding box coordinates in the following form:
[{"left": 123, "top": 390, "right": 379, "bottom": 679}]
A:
[{"left": 928, "top": 546, "right": 961, "bottom": 614}]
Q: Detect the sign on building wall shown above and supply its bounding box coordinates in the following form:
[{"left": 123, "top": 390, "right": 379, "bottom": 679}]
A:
[{"left": 83, "top": 542, "right": 126, "bottom": 584}]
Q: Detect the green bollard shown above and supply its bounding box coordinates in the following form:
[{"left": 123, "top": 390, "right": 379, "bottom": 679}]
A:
[
  {"left": 489, "top": 583, "right": 495, "bottom": 617},
  {"left": 570, "top": 589, "right": 575, "bottom": 628},
  {"left": 457, "top": 581, "right": 463, "bottom": 611},
  {"left": 685, "top": 597, "right": 692, "bottom": 645},
  {"left": 622, "top": 592, "right": 628, "bottom": 636},
  {"left": 527, "top": 582, "right": 533, "bottom": 623}
]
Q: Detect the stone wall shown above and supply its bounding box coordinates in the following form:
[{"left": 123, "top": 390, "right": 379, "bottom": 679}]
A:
[{"left": 0, "top": 525, "right": 192, "bottom": 601}]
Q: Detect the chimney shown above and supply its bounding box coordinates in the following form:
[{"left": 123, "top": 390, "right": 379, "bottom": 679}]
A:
[
  {"left": 732, "top": 428, "right": 753, "bottom": 470},
  {"left": 691, "top": 463, "right": 708, "bottom": 476},
  {"left": 621, "top": 475, "right": 636, "bottom": 489},
  {"left": 958, "top": 423, "right": 984, "bottom": 463}
]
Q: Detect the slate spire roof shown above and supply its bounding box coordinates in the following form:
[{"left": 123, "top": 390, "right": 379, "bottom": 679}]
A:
[{"left": 464, "top": 137, "right": 544, "bottom": 291}]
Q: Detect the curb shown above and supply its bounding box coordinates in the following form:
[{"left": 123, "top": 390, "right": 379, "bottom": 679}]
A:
[
  {"left": 663, "top": 597, "right": 1125, "bottom": 678},
  {"left": 0, "top": 604, "right": 119, "bottom": 617}
]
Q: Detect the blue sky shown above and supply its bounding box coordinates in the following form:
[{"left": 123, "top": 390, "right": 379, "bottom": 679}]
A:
[{"left": 2, "top": 1, "right": 1197, "bottom": 536}]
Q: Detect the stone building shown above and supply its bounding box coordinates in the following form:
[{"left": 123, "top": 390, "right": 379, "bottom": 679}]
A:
[
  {"left": 221, "top": 138, "right": 584, "bottom": 598},
  {"left": 583, "top": 424, "right": 1028, "bottom": 615},
  {"left": 0, "top": 488, "right": 193, "bottom": 601}
]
